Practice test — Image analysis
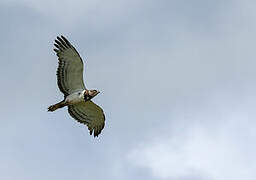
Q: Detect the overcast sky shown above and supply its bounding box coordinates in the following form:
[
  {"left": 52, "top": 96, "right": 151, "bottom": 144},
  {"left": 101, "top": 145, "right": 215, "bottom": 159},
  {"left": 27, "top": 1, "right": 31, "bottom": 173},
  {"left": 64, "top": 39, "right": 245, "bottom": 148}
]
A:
[{"left": 0, "top": 0, "right": 256, "bottom": 180}]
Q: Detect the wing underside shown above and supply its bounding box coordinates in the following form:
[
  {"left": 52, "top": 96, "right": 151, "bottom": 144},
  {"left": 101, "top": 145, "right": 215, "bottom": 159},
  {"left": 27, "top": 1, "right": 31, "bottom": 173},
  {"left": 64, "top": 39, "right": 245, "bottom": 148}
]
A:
[
  {"left": 68, "top": 100, "right": 105, "bottom": 137},
  {"left": 54, "top": 36, "right": 86, "bottom": 97}
]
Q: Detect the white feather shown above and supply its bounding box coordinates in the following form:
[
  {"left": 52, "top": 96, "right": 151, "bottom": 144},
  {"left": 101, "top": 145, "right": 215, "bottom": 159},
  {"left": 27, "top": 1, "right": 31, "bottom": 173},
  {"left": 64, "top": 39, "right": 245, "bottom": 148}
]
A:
[{"left": 65, "top": 90, "right": 86, "bottom": 104}]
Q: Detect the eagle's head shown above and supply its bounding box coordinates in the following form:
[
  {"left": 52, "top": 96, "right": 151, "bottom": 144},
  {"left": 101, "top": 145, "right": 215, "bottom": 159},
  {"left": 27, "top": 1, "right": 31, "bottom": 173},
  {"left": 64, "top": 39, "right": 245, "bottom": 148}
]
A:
[
  {"left": 84, "top": 89, "right": 100, "bottom": 101},
  {"left": 88, "top": 89, "right": 100, "bottom": 97}
]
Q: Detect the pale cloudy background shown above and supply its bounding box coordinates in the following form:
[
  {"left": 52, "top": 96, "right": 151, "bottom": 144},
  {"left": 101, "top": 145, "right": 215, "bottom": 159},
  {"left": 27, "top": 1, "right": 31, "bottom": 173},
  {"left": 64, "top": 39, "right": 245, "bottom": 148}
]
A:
[{"left": 0, "top": 0, "right": 256, "bottom": 180}]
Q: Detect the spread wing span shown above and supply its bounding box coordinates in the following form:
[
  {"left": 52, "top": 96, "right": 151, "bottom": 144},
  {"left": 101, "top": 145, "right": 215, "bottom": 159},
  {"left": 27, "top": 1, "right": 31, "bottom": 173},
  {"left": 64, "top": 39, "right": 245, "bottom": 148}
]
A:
[
  {"left": 68, "top": 100, "right": 105, "bottom": 137},
  {"left": 54, "top": 36, "right": 86, "bottom": 97}
]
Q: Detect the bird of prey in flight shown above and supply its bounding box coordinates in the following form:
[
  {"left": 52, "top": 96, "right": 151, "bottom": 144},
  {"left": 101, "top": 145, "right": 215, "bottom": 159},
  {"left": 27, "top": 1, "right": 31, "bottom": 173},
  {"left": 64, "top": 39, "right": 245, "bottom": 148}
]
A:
[{"left": 48, "top": 35, "right": 105, "bottom": 137}]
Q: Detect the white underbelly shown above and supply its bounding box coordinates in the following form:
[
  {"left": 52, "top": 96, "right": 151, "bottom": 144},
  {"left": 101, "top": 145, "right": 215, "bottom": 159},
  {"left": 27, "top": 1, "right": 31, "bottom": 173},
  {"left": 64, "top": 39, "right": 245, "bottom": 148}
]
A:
[{"left": 65, "top": 90, "right": 85, "bottom": 104}]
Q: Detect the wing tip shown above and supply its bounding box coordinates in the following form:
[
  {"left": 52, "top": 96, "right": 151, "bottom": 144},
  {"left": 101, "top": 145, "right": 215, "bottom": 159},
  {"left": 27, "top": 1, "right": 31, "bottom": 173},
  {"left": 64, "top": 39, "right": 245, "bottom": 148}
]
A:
[
  {"left": 60, "top": 35, "right": 72, "bottom": 47},
  {"left": 88, "top": 127, "right": 102, "bottom": 137},
  {"left": 54, "top": 35, "right": 71, "bottom": 50}
]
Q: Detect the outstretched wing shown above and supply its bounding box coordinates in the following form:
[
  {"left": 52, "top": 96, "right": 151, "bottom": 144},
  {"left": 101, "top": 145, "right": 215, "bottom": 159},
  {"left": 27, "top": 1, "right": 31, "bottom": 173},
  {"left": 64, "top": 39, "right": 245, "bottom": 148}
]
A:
[
  {"left": 54, "top": 36, "right": 86, "bottom": 97},
  {"left": 68, "top": 100, "right": 105, "bottom": 137}
]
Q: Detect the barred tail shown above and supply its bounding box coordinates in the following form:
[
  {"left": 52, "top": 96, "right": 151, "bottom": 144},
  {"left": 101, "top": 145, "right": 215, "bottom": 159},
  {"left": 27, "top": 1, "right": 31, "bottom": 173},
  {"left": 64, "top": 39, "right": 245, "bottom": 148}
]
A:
[{"left": 48, "top": 101, "right": 66, "bottom": 112}]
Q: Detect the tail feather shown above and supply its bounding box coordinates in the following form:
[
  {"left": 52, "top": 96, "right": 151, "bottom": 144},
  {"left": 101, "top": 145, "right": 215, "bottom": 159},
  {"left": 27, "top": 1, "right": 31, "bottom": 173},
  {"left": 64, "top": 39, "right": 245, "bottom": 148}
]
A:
[{"left": 48, "top": 101, "right": 66, "bottom": 112}]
